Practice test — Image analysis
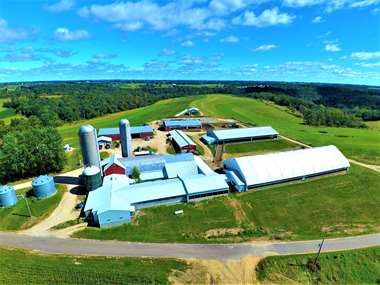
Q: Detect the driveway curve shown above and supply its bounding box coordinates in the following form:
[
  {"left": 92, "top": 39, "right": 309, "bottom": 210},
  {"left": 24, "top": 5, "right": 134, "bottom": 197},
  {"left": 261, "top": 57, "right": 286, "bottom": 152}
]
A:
[{"left": 0, "top": 232, "right": 379, "bottom": 260}]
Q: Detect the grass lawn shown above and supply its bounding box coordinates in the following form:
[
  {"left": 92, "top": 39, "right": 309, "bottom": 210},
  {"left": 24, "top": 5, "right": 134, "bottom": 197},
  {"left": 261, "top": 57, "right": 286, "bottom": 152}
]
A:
[
  {"left": 74, "top": 164, "right": 380, "bottom": 243},
  {"left": 224, "top": 138, "right": 300, "bottom": 156},
  {"left": 256, "top": 246, "right": 380, "bottom": 285},
  {"left": 188, "top": 134, "right": 205, "bottom": 156},
  {"left": 58, "top": 96, "right": 196, "bottom": 147},
  {"left": 0, "top": 185, "right": 64, "bottom": 231},
  {"left": 191, "top": 94, "right": 380, "bottom": 165},
  {"left": 0, "top": 98, "right": 23, "bottom": 123},
  {"left": 0, "top": 247, "right": 187, "bottom": 285}
]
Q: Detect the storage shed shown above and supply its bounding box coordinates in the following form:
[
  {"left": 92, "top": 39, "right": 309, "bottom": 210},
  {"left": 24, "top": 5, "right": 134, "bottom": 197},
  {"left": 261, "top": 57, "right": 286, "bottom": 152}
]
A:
[
  {"left": 32, "top": 175, "right": 57, "bottom": 198},
  {"left": 181, "top": 174, "right": 229, "bottom": 201},
  {"left": 224, "top": 145, "right": 350, "bottom": 191},
  {"left": 162, "top": 119, "right": 202, "bottom": 131},
  {"left": 169, "top": 130, "right": 197, "bottom": 153},
  {"left": 205, "top": 126, "right": 279, "bottom": 144},
  {"left": 98, "top": 126, "right": 154, "bottom": 140}
]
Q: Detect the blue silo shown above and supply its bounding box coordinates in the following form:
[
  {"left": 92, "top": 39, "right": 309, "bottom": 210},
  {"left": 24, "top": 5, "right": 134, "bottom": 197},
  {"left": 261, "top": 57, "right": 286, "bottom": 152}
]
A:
[
  {"left": 32, "top": 175, "right": 57, "bottom": 198},
  {"left": 0, "top": 185, "right": 18, "bottom": 207}
]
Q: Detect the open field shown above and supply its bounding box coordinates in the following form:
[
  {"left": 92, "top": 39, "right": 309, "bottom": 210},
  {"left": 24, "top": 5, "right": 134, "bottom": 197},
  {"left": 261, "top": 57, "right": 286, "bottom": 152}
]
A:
[
  {"left": 224, "top": 138, "right": 300, "bottom": 157},
  {"left": 257, "top": 246, "right": 380, "bottom": 284},
  {"left": 58, "top": 96, "right": 196, "bottom": 147},
  {"left": 75, "top": 164, "right": 380, "bottom": 243},
  {"left": 0, "top": 247, "right": 187, "bottom": 285},
  {"left": 192, "top": 94, "right": 380, "bottom": 165},
  {"left": 0, "top": 186, "right": 64, "bottom": 231},
  {"left": 0, "top": 98, "right": 23, "bottom": 123}
]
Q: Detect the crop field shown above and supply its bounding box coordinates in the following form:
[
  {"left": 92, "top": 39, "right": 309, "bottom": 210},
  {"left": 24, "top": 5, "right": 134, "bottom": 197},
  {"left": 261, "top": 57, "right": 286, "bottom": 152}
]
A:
[
  {"left": 0, "top": 248, "right": 187, "bottom": 285},
  {"left": 58, "top": 96, "right": 196, "bottom": 147},
  {"left": 224, "top": 138, "right": 300, "bottom": 157},
  {"left": 192, "top": 94, "right": 380, "bottom": 165},
  {"left": 257, "top": 246, "right": 380, "bottom": 284},
  {"left": 0, "top": 186, "right": 64, "bottom": 231},
  {"left": 75, "top": 164, "right": 380, "bottom": 243}
]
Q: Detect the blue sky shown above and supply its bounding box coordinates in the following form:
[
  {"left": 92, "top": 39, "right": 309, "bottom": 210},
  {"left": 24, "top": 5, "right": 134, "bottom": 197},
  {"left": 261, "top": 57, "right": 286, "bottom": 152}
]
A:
[{"left": 0, "top": 0, "right": 379, "bottom": 85}]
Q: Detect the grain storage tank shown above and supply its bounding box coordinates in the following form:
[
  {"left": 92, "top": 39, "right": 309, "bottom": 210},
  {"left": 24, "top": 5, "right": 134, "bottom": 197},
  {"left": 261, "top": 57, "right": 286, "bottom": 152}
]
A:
[
  {"left": 32, "top": 175, "right": 57, "bottom": 198},
  {"left": 0, "top": 185, "right": 17, "bottom": 207},
  {"left": 79, "top": 124, "right": 102, "bottom": 173},
  {"left": 83, "top": 166, "right": 102, "bottom": 192},
  {"left": 119, "top": 119, "right": 133, "bottom": 158}
]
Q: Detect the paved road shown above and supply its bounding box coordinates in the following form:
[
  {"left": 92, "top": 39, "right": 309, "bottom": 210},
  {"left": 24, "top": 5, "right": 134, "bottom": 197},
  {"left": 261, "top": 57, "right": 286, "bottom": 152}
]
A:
[{"left": 1, "top": 232, "right": 379, "bottom": 260}]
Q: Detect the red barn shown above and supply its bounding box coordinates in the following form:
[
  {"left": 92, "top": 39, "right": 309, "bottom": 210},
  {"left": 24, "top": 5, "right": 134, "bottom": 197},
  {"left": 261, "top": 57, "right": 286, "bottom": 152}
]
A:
[{"left": 169, "top": 130, "right": 197, "bottom": 153}]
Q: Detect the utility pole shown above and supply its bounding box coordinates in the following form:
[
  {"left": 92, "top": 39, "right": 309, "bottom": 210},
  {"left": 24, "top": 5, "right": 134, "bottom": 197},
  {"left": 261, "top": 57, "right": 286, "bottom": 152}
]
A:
[{"left": 314, "top": 238, "right": 325, "bottom": 265}]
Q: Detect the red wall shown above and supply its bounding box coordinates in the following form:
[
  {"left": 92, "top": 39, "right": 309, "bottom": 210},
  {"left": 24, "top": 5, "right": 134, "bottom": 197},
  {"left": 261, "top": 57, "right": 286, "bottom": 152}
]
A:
[
  {"left": 181, "top": 145, "right": 197, "bottom": 153},
  {"left": 104, "top": 164, "right": 126, "bottom": 176}
]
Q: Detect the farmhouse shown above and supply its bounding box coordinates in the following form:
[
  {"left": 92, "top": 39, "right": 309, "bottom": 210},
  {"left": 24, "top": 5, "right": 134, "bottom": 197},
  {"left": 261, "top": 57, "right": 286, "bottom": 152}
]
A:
[
  {"left": 202, "top": 126, "right": 279, "bottom": 145},
  {"left": 169, "top": 130, "right": 197, "bottom": 153},
  {"left": 224, "top": 145, "right": 350, "bottom": 191},
  {"left": 97, "top": 136, "right": 112, "bottom": 150},
  {"left": 98, "top": 125, "right": 154, "bottom": 140},
  {"left": 161, "top": 119, "right": 202, "bottom": 131}
]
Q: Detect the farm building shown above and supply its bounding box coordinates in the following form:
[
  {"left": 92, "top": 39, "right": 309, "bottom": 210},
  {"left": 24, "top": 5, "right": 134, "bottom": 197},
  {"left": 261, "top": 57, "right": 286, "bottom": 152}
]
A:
[
  {"left": 175, "top": 107, "right": 200, "bottom": 117},
  {"left": 102, "top": 153, "right": 207, "bottom": 180},
  {"left": 202, "top": 126, "right": 279, "bottom": 144},
  {"left": 97, "top": 136, "right": 112, "bottom": 150},
  {"left": 224, "top": 145, "right": 350, "bottom": 191},
  {"left": 161, "top": 119, "right": 202, "bottom": 131},
  {"left": 98, "top": 125, "right": 154, "bottom": 140},
  {"left": 169, "top": 130, "right": 197, "bottom": 153},
  {"left": 84, "top": 172, "right": 229, "bottom": 227}
]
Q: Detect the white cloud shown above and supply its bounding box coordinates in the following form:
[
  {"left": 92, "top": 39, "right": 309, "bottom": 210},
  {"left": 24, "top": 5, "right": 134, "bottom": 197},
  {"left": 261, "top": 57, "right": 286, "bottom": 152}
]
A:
[
  {"left": 54, "top": 27, "right": 90, "bottom": 41},
  {"left": 114, "top": 22, "right": 144, "bottom": 31},
  {"left": 93, "top": 54, "right": 117, "bottom": 59},
  {"left": 356, "top": 61, "right": 380, "bottom": 67},
  {"left": 350, "top": 51, "right": 380, "bottom": 60},
  {"left": 254, "top": 44, "right": 277, "bottom": 51},
  {"left": 350, "top": 0, "right": 380, "bottom": 8},
  {"left": 181, "top": 55, "right": 203, "bottom": 65},
  {"left": 181, "top": 40, "right": 195, "bottom": 47},
  {"left": 160, "top": 48, "right": 176, "bottom": 56},
  {"left": 209, "top": 0, "right": 268, "bottom": 13},
  {"left": 312, "top": 16, "right": 322, "bottom": 23},
  {"left": 0, "top": 18, "right": 30, "bottom": 42},
  {"left": 283, "top": 0, "right": 325, "bottom": 7},
  {"left": 45, "top": 0, "right": 75, "bottom": 12},
  {"left": 232, "top": 7, "right": 295, "bottom": 27},
  {"left": 220, "top": 35, "right": 240, "bottom": 43},
  {"left": 325, "top": 43, "right": 341, "bottom": 52}
]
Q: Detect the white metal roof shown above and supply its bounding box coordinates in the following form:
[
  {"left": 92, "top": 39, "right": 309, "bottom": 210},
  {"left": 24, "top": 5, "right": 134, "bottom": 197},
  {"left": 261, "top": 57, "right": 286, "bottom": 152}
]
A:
[
  {"left": 224, "top": 145, "right": 350, "bottom": 187},
  {"left": 164, "top": 160, "right": 199, "bottom": 178},
  {"left": 169, "top": 130, "right": 196, "bottom": 148},
  {"left": 180, "top": 174, "right": 229, "bottom": 195},
  {"left": 208, "top": 126, "right": 278, "bottom": 141}
]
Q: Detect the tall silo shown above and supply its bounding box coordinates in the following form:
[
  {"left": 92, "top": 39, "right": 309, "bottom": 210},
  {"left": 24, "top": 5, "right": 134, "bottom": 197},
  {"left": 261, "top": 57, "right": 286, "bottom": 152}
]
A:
[
  {"left": 0, "top": 185, "right": 17, "bottom": 207},
  {"left": 79, "top": 124, "right": 102, "bottom": 174},
  {"left": 119, "top": 119, "right": 133, "bottom": 158}
]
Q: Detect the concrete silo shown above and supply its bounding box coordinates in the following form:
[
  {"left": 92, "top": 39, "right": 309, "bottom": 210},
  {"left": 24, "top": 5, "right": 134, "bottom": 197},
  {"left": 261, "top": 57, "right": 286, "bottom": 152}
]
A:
[
  {"left": 82, "top": 166, "right": 102, "bottom": 192},
  {"left": 0, "top": 185, "right": 17, "bottom": 207},
  {"left": 119, "top": 119, "right": 133, "bottom": 158},
  {"left": 79, "top": 124, "right": 102, "bottom": 173},
  {"left": 32, "top": 175, "right": 57, "bottom": 198}
]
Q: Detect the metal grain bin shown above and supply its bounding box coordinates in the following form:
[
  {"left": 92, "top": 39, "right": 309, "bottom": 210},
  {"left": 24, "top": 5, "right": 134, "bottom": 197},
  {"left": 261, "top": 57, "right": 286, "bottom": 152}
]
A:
[
  {"left": 0, "top": 185, "right": 17, "bottom": 207},
  {"left": 83, "top": 166, "right": 102, "bottom": 192},
  {"left": 32, "top": 175, "right": 57, "bottom": 198}
]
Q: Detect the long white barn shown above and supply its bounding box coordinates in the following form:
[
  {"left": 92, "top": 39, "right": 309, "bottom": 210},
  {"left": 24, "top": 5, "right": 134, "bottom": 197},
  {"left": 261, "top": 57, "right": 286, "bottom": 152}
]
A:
[{"left": 224, "top": 145, "right": 350, "bottom": 191}]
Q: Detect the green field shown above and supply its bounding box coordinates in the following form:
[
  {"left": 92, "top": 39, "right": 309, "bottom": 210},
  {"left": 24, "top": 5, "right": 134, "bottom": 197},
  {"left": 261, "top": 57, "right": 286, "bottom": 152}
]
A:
[
  {"left": 58, "top": 96, "right": 196, "bottom": 147},
  {"left": 0, "top": 98, "right": 23, "bottom": 123},
  {"left": 0, "top": 186, "right": 64, "bottom": 231},
  {"left": 257, "top": 246, "right": 380, "bottom": 285},
  {"left": 75, "top": 164, "right": 380, "bottom": 243},
  {"left": 224, "top": 138, "right": 300, "bottom": 156},
  {"left": 0, "top": 248, "right": 187, "bottom": 285},
  {"left": 192, "top": 95, "right": 380, "bottom": 165}
]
